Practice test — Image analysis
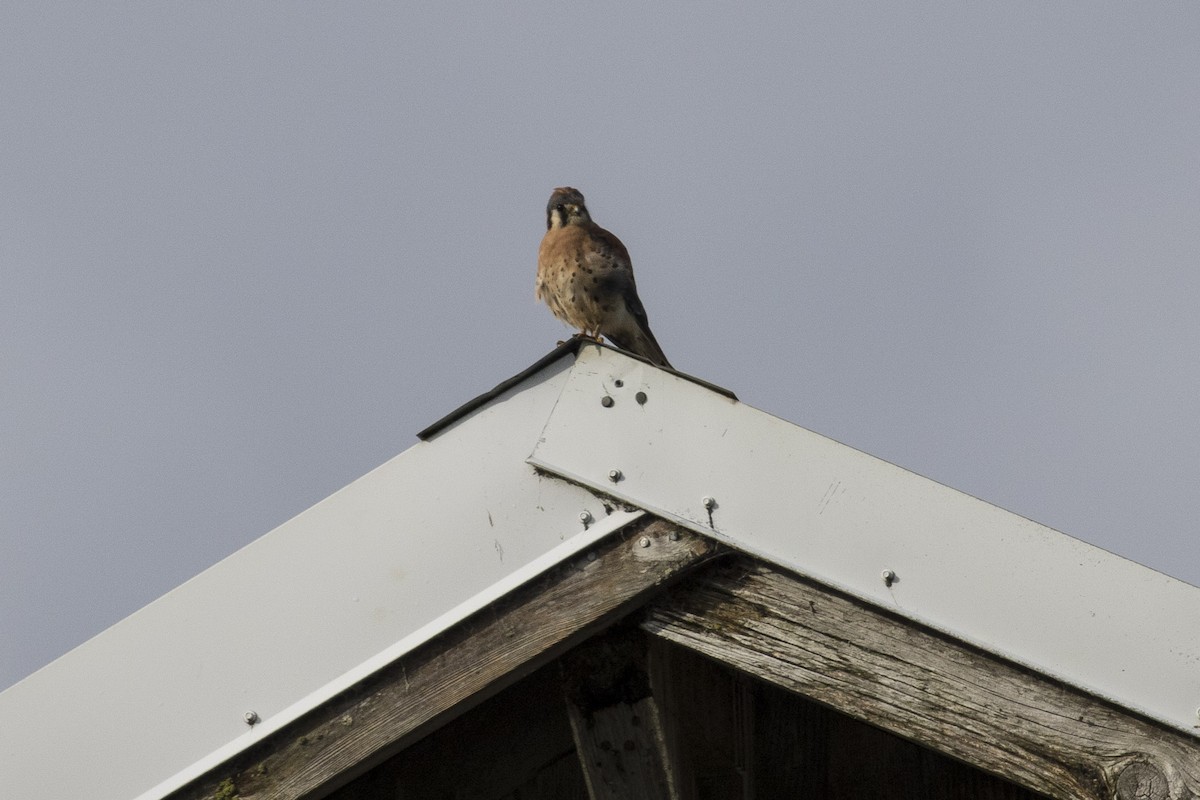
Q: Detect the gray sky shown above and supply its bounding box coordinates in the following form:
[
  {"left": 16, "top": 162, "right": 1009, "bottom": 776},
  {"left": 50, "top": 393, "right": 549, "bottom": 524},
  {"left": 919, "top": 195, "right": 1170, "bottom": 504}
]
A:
[{"left": 3, "top": 3, "right": 1198, "bottom": 691}]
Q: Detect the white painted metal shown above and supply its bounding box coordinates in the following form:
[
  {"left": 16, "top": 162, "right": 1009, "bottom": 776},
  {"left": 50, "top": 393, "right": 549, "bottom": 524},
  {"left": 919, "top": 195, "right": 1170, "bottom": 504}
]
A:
[
  {"left": 0, "top": 355, "right": 641, "bottom": 800},
  {"left": 7, "top": 342, "right": 1197, "bottom": 800},
  {"left": 530, "top": 344, "right": 1200, "bottom": 737}
]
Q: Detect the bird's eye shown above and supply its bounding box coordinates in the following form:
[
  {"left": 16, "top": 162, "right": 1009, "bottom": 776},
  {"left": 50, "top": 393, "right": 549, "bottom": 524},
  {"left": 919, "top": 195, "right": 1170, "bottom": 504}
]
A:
[{"left": 556, "top": 204, "right": 565, "bottom": 212}]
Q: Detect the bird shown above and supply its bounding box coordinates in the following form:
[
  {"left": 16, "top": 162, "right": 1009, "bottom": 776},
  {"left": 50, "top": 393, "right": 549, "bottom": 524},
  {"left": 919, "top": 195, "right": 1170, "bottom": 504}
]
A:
[{"left": 536, "top": 187, "right": 672, "bottom": 369}]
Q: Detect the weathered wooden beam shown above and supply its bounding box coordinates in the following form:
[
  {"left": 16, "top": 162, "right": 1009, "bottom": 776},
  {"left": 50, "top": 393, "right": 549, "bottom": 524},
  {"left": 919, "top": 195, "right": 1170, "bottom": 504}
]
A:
[
  {"left": 170, "top": 519, "right": 715, "bottom": 800},
  {"left": 326, "top": 662, "right": 584, "bottom": 800},
  {"left": 561, "top": 629, "right": 681, "bottom": 800},
  {"left": 641, "top": 558, "right": 1200, "bottom": 800},
  {"left": 647, "top": 635, "right": 1043, "bottom": 799}
]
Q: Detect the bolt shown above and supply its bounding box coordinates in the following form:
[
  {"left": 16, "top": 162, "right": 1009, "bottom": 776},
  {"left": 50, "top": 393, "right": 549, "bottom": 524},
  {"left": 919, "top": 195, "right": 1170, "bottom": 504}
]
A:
[
  {"left": 244, "top": 710, "right": 260, "bottom": 726},
  {"left": 881, "top": 569, "right": 896, "bottom": 587},
  {"left": 608, "top": 469, "right": 623, "bottom": 483},
  {"left": 600, "top": 395, "right": 614, "bottom": 408},
  {"left": 639, "top": 536, "right": 651, "bottom": 548},
  {"left": 702, "top": 496, "right": 716, "bottom": 511},
  {"left": 579, "top": 510, "right": 593, "bottom": 528},
  {"left": 635, "top": 391, "right": 647, "bottom": 405},
  {"left": 587, "top": 551, "right": 597, "bottom": 562},
  {"left": 668, "top": 530, "right": 681, "bottom": 541}
]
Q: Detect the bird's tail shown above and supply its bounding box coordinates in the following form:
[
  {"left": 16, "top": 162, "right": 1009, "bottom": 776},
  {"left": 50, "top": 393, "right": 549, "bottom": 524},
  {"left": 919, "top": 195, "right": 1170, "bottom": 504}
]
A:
[{"left": 608, "top": 326, "right": 672, "bottom": 370}]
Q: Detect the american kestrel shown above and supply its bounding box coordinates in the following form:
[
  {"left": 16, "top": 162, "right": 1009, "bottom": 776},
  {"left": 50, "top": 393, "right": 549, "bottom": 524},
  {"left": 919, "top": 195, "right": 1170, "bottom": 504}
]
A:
[{"left": 536, "top": 187, "right": 672, "bottom": 369}]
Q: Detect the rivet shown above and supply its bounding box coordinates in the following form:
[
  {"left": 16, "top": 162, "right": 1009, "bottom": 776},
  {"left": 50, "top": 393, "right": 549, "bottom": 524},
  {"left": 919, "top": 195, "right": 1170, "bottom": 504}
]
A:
[
  {"left": 668, "top": 531, "right": 681, "bottom": 541},
  {"left": 244, "top": 710, "right": 260, "bottom": 726},
  {"left": 702, "top": 496, "right": 716, "bottom": 511},
  {"left": 614, "top": 379, "right": 624, "bottom": 388},
  {"left": 881, "top": 569, "right": 896, "bottom": 587},
  {"left": 635, "top": 391, "right": 647, "bottom": 405},
  {"left": 600, "top": 395, "right": 614, "bottom": 408},
  {"left": 608, "top": 469, "right": 623, "bottom": 483},
  {"left": 639, "top": 536, "right": 651, "bottom": 548}
]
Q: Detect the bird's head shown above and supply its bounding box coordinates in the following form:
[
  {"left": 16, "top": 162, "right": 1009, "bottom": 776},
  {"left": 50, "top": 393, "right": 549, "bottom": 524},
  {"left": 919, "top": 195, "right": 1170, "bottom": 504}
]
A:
[{"left": 546, "top": 187, "right": 590, "bottom": 229}]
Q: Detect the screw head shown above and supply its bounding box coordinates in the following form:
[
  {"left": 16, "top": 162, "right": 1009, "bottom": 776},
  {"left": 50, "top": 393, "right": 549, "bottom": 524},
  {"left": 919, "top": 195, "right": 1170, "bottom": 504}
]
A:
[
  {"left": 579, "top": 510, "right": 593, "bottom": 524},
  {"left": 639, "top": 536, "right": 651, "bottom": 548},
  {"left": 244, "top": 710, "right": 260, "bottom": 726},
  {"left": 702, "top": 496, "right": 716, "bottom": 510},
  {"left": 608, "top": 469, "right": 623, "bottom": 483}
]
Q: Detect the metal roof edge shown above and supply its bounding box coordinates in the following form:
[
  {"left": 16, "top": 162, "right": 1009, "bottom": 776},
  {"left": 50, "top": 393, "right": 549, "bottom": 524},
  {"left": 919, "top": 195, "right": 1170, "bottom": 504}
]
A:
[
  {"left": 529, "top": 345, "right": 1200, "bottom": 737},
  {"left": 0, "top": 349, "right": 647, "bottom": 800},
  {"left": 131, "top": 509, "right": 645, "bottom": 800}
]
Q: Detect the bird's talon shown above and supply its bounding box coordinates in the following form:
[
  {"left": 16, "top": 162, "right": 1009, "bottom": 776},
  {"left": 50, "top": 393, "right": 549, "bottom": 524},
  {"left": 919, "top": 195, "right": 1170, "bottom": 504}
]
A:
[{"left": 568, "top": 332, "right": 603, "bottom": 344}]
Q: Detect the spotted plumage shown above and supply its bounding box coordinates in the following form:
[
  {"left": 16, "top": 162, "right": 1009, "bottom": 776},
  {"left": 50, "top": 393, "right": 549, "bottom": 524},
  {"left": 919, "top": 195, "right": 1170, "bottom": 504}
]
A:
[{"left": 536, "top": 187, "right": 672, "bottom": 368}]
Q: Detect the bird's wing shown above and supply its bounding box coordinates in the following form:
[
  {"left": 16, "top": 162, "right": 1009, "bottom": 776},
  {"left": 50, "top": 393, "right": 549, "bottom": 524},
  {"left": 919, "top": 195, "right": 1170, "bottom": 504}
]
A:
[
  {"left": 582, "top": 227, "right": 648, "bottom": 321},
  {"left": 583, "top": 227, "right": 672, "bottom": 368}
]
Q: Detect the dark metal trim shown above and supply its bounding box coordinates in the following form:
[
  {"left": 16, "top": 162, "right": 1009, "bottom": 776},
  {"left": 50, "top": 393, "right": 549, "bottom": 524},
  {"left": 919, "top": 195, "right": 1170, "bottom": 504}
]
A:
[{"left": 417, "top": 340, "right": 737, "bottom": 440}]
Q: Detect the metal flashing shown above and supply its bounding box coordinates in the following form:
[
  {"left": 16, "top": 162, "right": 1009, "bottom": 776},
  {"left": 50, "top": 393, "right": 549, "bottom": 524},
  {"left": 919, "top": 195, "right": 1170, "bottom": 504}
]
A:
[
  {"left": 0, "top": 353, "right": 640, "bottom": 800},
  {"left": 529, "top": 345, "right": 1200, "bottom": 738},
  {"left": 417, "top": 339, "right": 581, "bottom": 440},
  {"left": 133, "top": 509, "right": 640, "bottom": 800},
  {"left": 417, "top": 340, "right": 735, "bottom": 440},
  {"left": 6, "top": 342, "right": 1197, "bottom": 800}
]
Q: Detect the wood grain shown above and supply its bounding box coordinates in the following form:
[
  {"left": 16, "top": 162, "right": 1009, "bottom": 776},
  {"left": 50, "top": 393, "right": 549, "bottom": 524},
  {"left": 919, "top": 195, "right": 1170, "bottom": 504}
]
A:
[
  {"left": 170, "top": 519, "right": 714, "bottom": 800},
  {"left": 641, "top": 558, "right": 1200, "bottom": 800},
  {"left": 646, "top": 635, "right": 1041, "bottom": 799},
  {"left": 325, "top": 661, "right": 586, "bottom": 800},
  {"left": 567, "top": 694, "right": 677, "bottom": 800},
  {"left": 562, "top": 629, "right": 681, "bottom": 800}
]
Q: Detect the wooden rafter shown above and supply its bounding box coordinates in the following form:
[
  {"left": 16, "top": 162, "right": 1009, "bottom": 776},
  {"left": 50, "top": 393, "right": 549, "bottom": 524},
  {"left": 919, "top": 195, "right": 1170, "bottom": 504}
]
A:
[
  {"left": 169, "top": 520, "right": 715, "bottom": 800},
  {"left": 641, "top": 557, "right": 1200, "bottom": 800}
]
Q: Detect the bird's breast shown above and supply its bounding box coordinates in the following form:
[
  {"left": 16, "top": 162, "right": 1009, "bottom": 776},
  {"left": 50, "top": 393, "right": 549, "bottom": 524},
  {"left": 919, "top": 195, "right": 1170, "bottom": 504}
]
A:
[{"left": 536, "top": 226, "right": 623, "bottom": 334}]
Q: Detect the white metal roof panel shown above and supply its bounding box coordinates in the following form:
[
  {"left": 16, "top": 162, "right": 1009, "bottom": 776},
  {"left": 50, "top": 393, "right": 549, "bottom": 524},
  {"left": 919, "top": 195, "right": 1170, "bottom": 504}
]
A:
[
  {"left": 529, "top": 344, "right": 1200, "bottom": 736},
  {"left": 0, "top": 353, "right": 640, "bottom": 800},
  {"left": 6, "top": 343, "right": 1197, "bottom": 800}
]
